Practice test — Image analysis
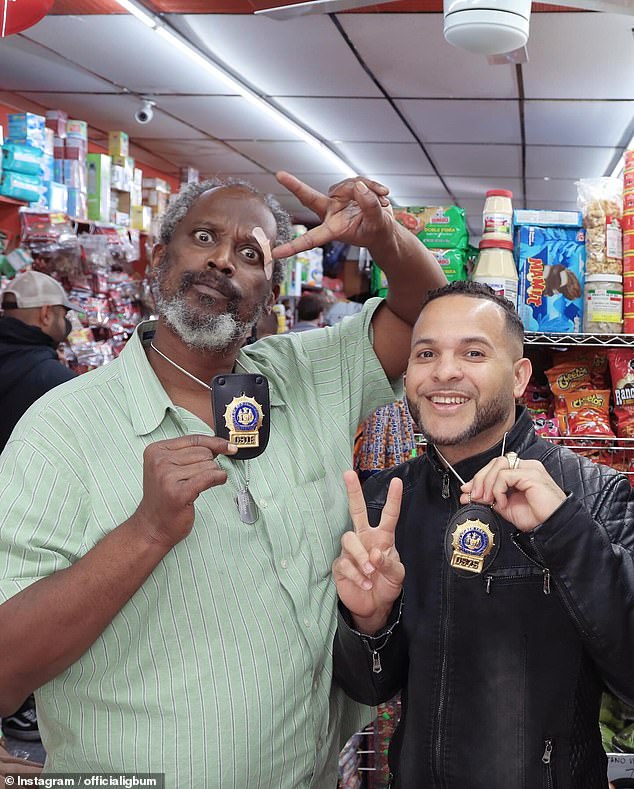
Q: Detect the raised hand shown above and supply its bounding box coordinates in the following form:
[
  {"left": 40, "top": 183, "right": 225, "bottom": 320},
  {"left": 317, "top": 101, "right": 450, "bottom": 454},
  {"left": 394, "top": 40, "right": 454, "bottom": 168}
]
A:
[
  {"left": 272, "top": 171, "right": 394, "bottom": 259},
  {"left": 134, "top": 435, "right": 237, "bottom": 548},
  {"left": 459, "top": 456, "right": 567, "bottom": 533},
  {"left": 333, "top": 469, "right": 405, "bottom": 634}
]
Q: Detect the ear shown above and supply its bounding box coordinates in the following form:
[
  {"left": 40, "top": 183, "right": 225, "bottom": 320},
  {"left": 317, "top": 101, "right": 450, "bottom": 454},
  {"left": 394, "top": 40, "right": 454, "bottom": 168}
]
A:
[
  {"left": 150, "top": 243, "right": 166, "bottom": 271},
  {"left": 266, "top": 285, "right": 280, "bottom": 312},
  {"left": 513, "top": 357, "right": 532, "bottom": 399},
  {"left": 39, "top": 304, "right": 53, "bottom": 329}
]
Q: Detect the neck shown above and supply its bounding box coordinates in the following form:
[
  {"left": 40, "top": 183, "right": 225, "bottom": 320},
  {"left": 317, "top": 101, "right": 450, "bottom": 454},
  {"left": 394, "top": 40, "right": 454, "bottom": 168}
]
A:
[
  {"left": 434, "top": 413, "right": 517, "bottom": 466},
  {"left": 149, "top": 321, "right": 240, "bottom": 392}
]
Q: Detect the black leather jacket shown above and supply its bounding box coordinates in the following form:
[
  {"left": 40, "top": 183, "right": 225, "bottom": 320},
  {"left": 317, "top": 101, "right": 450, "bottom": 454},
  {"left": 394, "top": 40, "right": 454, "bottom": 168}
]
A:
[{"left": 334, "top": 408, "right": 634, "bottom": 789}]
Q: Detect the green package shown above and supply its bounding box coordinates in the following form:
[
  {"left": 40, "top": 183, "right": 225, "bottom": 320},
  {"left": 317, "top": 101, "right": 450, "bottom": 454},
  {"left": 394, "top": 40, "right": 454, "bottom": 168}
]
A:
[
  {"left": 394, "top": 205, "right": 469, "bottom": 250},
  {"left": 430, "top": 248, "right": 468, "bottom": 282}
]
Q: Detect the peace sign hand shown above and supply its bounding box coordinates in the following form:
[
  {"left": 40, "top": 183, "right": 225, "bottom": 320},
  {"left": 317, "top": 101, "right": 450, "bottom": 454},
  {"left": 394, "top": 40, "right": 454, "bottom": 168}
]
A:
[
  {"left": 333, "top": 470, "right": 405, "bottom": 635},
  {"left": 271, "top": 171, "right": 393, "bottom": 259}
]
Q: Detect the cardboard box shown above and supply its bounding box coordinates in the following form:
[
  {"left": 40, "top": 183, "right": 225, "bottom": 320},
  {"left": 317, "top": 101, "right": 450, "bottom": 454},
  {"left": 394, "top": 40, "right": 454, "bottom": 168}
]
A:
[
  {"left": 179, "top": 166, "right": 199, "bottom": 185},
  {"left": 45, "top": 109, "right": 68, "bottom": 138},
  {"left": 7, "top": 113, "right": 45, "bottom": 149},
  {"left": 67, "top": 119, "right": 88, "bottom": 140},
  {"left": 108, "top": 130, "right": 129, "bottom": 158},
  {"left": 516, "top": 224, "right": 586, "bottom": 333},
  {"left": 142, "top": 177, "right": 170, "bottom": 193},
  {"left": 86, "top": 153, "right": 111, "bottom": 222},
  {"left": 514, "top": 209, "right": 583, "bottom": 228},
  {"left": 130, "top": 205, "right": 152, "bottom": 232}
]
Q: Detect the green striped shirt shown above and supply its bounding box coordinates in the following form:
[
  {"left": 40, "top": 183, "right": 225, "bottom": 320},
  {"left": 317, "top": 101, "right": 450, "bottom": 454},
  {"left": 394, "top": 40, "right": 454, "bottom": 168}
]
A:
[{"left": 0, "top": 298, "right": 401, "bottom": 788}]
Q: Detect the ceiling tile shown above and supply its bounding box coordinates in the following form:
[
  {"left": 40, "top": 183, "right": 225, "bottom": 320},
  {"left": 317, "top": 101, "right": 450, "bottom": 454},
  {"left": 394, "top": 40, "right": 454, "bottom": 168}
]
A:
[
  {"left": 426, "top": 144, "right": 522, "bottom": 177},
  {"left": 525, "top": 179, "right": 581, "bottom": 204},
  {"left": 523, "top": 13, "right": 634, "bottom": 100},
  {"left": 24, "top": 15, "right": 234, "bottom": 95},
  {"left": 444, "top": 176, "right": 523, "bottom": 200},
  {"left": 375, "top": 175, "right": 450, "bottom": 203},
  {"left": 274, "top": 98, "right": 414, "bottom": 143},
  {"left": 150, "top": 95, "right": 300, "bottom": 141},
  {"left": 0, "top": 35, "right": 115, "bottom": 93},
  {"left": 394, "top": 99, "right": 520, "bottom": 144},
  {"left": 229, "top": 141, "right": 349, "bottom": 174},
  {"left": 26, "top": 93, "right": 208, "bottom": 140},
  {"left": 333, "top": 142, "right": 435, "bottom": 175},
  {"left": 526, "top": 146, "right": 619, "bottom": 179},
  {"left": 338, "top": 14, "right": 518, "bottom": 99},
  {"left": 525, "top": 101, "right": 634, "bottom": 147},
  {"left": 176, "top": 14, "right": 382, "bottom": 97}
]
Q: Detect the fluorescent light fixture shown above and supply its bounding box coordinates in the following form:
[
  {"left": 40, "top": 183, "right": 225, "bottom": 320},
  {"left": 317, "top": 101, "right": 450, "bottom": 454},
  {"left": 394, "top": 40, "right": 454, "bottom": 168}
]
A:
[
  {"left": 114, "top": 0, "right": 157, "bottom": 28},
  {"left": 115, "top": 0, "right": 356, "bottom": 178}
]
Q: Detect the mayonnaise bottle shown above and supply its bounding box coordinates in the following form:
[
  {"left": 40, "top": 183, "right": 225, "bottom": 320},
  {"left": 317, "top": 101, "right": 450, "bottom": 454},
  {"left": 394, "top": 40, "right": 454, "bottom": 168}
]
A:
[
  {"left": 472, "top": 239, "right": 518, "bottom": 308},
  {"left": 482, "top": 189, "right": 513, "bottom": 242}
]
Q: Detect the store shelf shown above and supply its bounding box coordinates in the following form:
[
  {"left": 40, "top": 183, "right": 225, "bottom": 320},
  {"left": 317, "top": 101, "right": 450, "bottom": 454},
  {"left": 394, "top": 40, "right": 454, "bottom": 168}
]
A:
[{"left": 524, "top": 332, "right": 634, "bottom": 347}]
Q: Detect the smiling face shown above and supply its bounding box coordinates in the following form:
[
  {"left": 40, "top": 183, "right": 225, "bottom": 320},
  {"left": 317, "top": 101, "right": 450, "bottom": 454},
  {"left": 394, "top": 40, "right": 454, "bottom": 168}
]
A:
[
  {"left": 405, "top": 294, "right": 531, "bottom": 462},
  {"left": 152, "top": 186, "right": 279, "bottom": 352}
]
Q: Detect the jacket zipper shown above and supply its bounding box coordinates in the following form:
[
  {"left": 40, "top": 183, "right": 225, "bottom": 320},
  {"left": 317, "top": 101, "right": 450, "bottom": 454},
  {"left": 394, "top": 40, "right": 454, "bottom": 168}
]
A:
[
  {"left": 542, "top": 738, "right": 554, "bottom": 789},
  {"left": 434, "top": 472, "right": 454, "bottom": 787},
  {"left": 510, "top": 533, "right": 552, "bottom": 594},
  {"left": 484, "top": 567, "right": 550, "bottom": 595}
]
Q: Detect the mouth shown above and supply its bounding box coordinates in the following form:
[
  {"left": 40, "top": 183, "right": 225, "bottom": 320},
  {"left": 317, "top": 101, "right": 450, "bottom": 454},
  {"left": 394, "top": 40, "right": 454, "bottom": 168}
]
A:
[
  {"left": 426, "top": 393, "right": 472, "bottom": 410},
  {"left": 192, "top": 282, "right": 228, "bottom": 299}
]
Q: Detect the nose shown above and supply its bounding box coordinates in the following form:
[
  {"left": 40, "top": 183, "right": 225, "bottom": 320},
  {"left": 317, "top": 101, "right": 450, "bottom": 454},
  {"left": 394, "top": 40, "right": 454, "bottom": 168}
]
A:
[
  {"left": 207, "top": 240, "right": 235, "bottom": 276},
  {"left": 432, "top": 352, "right": 464, "bottom": 382}
]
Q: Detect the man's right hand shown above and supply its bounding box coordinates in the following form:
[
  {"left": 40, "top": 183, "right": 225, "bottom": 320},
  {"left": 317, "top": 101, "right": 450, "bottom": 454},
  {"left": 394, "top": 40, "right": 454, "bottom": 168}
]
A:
[
  {"left": 134, "top": 435, "right": 238, "bottom": 548},
  {"left": 333, "top": 470, "right": 404, "bottom": 635}
]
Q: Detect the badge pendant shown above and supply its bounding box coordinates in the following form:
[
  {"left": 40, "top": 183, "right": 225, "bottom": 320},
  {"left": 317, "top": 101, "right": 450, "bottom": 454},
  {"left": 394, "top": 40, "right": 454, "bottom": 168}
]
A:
[{"left": 445, "top": 503, "right": 500, "bottom": 577}]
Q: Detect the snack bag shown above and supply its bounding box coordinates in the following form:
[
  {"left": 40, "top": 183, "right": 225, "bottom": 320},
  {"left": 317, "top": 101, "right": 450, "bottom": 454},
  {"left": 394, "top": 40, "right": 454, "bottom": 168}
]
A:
[
  {"left": 608, "top": 349, "right": 634, "bottom": 438},
  {"left": 563, "top": 389, "right": 614, "bottom": 439},
  {"left": 576, "top": 177, "right": 623, "bottom": 275},
  {"left": 545, "top": 363, "right": 593, "bottom": 434}
]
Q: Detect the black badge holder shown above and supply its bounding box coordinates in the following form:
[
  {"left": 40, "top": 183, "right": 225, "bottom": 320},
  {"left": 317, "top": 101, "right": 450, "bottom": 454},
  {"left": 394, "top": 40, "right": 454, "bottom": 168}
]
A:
[{"left": 211, "top": 374, "right": 270, "bottom": 460}]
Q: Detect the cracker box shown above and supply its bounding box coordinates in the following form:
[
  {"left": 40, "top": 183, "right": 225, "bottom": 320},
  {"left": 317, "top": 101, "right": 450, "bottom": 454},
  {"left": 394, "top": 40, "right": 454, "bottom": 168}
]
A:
[{"left": 516, "top": 224, "right": 586, "bottom": 333}]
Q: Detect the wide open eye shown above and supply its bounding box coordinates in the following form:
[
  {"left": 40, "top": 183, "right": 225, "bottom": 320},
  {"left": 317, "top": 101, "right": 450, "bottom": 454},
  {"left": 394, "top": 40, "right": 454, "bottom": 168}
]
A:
[{"left": 193, "top": 229, "right": 214, "bottom": 243}]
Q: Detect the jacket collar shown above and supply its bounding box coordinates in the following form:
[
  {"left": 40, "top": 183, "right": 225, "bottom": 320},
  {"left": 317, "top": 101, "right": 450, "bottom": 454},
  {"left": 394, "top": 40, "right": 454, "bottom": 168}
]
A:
[{"left": 426, "top": 406, "right": 535, "bottom": 481}]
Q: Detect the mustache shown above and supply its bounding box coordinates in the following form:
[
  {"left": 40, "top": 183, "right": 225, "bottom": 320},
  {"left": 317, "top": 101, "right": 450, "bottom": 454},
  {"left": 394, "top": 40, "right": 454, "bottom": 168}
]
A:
[{"left": 179, "top": 271, "right": 239, "bottom": 301}]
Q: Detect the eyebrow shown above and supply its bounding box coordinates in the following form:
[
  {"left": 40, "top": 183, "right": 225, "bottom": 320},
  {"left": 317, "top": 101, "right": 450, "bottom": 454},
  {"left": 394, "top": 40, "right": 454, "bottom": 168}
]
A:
[{"left": 412, "top": 335, "right": 495, "bottom": 350}]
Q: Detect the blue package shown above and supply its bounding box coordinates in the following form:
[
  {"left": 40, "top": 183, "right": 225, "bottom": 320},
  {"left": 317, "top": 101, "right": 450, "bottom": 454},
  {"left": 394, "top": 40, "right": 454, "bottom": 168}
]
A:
[
  {"left": 2, "top": 142, "right": 43, "bottom": 176},
  {"left": 516, "top": 225, "right": 586, "bottom": 333}
]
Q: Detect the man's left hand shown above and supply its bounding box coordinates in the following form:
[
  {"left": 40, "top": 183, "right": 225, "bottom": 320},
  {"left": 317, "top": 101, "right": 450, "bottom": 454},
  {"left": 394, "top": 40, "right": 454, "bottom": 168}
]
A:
[
  {"left": 459, "top": 456, "right": 567, "bottom": 533},
  {"left": 271, "top": 171, "right": 394, "bottom": 258}
]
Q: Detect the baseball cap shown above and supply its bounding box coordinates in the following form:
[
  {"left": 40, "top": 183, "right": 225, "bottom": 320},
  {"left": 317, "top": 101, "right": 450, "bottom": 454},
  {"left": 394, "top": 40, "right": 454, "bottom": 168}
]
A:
[{"left": 1, "top": 271, "right": 80, "bottom": 311}]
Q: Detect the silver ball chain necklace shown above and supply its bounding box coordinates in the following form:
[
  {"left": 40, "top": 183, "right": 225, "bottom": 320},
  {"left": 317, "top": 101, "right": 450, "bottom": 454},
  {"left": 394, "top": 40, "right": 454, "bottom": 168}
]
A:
[{"left": 150, "top": 341, "right": 258, "bottom": 524}]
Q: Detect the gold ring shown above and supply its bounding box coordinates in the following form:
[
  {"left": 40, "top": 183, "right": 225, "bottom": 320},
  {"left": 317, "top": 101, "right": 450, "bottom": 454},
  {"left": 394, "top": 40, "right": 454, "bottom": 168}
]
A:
[{"left": 505, "top": 452, "right": 520, "bottom": 470}]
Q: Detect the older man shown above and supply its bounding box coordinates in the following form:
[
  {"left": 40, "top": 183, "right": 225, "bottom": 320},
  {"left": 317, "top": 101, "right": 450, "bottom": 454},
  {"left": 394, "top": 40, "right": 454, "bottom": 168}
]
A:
[{"left": 0, "top": 172, "right": 445, "bottom": 786}]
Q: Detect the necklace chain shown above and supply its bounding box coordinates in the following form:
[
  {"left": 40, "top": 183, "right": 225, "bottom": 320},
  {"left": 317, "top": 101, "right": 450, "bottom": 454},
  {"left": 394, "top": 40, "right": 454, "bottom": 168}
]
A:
[
  {"left": 434, "top": 431, "right": 509, "bottom": 488},
  {"left": 150, "top": 342, "right": 212, "bottom": 391},
  {"left": 149, "top": 340, "right": 252, "bottom": 509}
]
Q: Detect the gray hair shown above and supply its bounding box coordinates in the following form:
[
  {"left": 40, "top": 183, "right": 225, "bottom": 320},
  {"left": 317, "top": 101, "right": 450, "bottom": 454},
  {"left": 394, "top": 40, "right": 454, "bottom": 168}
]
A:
[{"left": 158, "top": 177, "right": 293, "bottom": 287}]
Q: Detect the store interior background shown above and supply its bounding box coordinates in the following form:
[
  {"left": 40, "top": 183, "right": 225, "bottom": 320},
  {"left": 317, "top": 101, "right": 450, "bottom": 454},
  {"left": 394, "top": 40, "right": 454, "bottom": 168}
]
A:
[{"left": 1, "top": 0, "right": 632, "bottom": 248}]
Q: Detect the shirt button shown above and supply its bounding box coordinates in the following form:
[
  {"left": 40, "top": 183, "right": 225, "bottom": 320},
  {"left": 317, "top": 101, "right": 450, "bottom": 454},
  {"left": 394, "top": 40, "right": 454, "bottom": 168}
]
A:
[
  {"left": 313, "top": 676, "right": 319, "bottom": 692},
  {"left": 304, "top": 618, "right": 311, "bottom": 628},
  {"left": 280, "top": 559, "right": 288, "bottom": 569},
  {"left": 259, "top": 499, "right": 267, "bottom": 509}
]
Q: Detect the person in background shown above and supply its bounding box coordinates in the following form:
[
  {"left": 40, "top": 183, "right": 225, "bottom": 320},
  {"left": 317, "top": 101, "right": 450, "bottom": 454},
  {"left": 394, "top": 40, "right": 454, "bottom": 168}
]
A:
[
  {"left": 243, "top": 310, "right": 280, "bottom": 345},
  {"left": 290, "top": 292, "right": 324, "bottom": 332},
  {"left": 0, "top": 171, "right": 446, "bottom": 786},
  {"left": 0, "top": 269, "right": 78, "bottom": 745},
  {"left": 332, "top": 280, "right": 634, "bottom": 789}
]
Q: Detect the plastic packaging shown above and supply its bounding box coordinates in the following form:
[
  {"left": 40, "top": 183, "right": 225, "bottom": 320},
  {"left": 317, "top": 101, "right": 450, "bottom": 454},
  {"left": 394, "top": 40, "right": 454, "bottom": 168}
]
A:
[
  {"left": 583, "top": 273, "right": 623, "bottom": 334},
  {"left": 576, "top": 177, "right": 623, "bottom": 275},
  {"left": 482, "top": 189, "right": 513, "bottom": 242},
  {"left": 472, "top": 239, "right": 518, "bottom": 307}
]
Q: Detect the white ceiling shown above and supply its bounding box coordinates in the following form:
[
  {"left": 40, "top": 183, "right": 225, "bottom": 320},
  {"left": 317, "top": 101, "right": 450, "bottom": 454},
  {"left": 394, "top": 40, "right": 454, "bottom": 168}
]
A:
[{"left": 0, "top": 8, "right": 632, "bottom": 238}]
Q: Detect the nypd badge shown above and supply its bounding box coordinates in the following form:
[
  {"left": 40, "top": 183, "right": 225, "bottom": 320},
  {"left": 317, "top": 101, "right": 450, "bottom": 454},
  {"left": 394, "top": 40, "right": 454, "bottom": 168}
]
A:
[
  {"left": 445, "top": 503, "right": 500, "bottom": 576},
  {"left": 223, "top": 395, "right": 264, "bottom": 447}
]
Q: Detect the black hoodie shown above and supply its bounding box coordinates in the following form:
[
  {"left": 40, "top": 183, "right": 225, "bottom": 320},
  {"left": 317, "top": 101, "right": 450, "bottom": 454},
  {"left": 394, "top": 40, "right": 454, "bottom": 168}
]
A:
[{"left": 0, "top": 316, "right": 75, "bottom": 452}]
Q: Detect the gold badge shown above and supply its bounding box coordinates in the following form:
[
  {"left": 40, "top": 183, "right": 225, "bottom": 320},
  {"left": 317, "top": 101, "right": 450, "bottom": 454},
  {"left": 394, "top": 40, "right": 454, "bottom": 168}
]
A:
[
  {"left": 223, "top": 395, "right": 264, "bottom": 448},
  {"left": 450, "top": 517, "right": 496, "bottom": 575}
]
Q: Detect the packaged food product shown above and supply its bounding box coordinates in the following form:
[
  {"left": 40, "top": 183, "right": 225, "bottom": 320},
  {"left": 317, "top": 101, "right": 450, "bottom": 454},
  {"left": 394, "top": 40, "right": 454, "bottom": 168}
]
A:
[
  {"left": 608, "top": 349, "right": 634, "bottom": 437},
  {"left": 545, "top": 362, "right": 592, "bottom": 434},
  {"left": 516, "top": 224, "right": 586, "bottom": 333},
  {"left": 576, "top": 177, "right": 623, "bottom": 275},
  {"left": 472, "top": 240, "right": 517, "bottom": 307},
  {"left": 583, "top": 274, "right": 623, "bottom": 334},
  {"left": 393, "top": 205, "right": 468, "bottom": 249},
  {"left": 482, "top": 189, "right": 513, "bottom": 242},
  {"left": 429, "top": 248, "right": 468, "bottom": 281},
  {"left": 563, "top": 389, "right": 614, "bottom": 439}
]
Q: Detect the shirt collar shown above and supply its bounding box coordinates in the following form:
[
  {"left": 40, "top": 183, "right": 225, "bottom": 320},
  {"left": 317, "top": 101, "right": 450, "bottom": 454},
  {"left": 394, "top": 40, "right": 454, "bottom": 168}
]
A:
[{"left": 120, "top": 319, "right": 286, "bottom": 436}]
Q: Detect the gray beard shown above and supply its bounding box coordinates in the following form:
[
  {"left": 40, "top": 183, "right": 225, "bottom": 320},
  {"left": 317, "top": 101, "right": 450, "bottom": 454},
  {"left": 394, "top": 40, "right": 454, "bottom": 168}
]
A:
[{"left": 156, "top": 292, "right": 265, "bottom": 353}]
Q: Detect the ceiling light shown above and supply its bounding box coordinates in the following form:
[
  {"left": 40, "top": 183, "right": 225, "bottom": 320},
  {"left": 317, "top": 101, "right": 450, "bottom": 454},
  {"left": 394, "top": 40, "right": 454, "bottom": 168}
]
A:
[{"left": 114, "top": 0, "right": 356, "bottom": 178}]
